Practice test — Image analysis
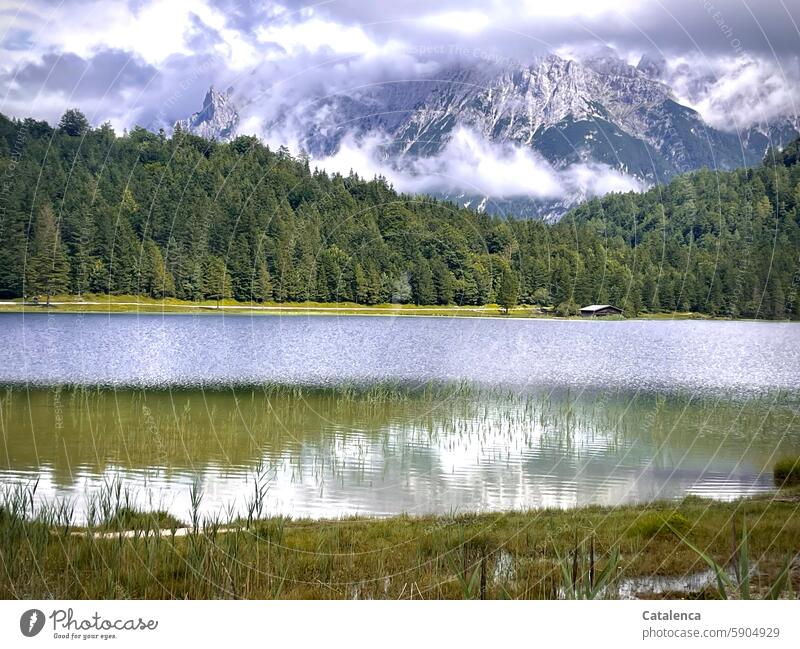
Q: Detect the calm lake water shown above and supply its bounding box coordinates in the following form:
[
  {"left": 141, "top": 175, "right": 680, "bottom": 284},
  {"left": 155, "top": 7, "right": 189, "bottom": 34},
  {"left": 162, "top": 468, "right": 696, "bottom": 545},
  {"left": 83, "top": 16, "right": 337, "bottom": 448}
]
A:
[{"left": 0, "top": 312, "right": 798, "bottom": 521}]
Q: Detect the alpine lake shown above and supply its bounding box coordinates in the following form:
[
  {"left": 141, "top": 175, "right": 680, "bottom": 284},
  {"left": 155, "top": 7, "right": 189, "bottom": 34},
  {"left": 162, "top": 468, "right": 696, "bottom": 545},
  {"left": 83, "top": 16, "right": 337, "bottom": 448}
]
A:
[{"left": 1, "top": 311, "right": 798, "bottom": 523}]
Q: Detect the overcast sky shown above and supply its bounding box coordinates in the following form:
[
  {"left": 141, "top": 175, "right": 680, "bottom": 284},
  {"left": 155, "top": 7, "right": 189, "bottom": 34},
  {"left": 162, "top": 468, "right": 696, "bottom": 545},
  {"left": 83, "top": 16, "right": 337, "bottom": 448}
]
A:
[{"left": 1, "top": 0, "right": 798, "bottom": 134}]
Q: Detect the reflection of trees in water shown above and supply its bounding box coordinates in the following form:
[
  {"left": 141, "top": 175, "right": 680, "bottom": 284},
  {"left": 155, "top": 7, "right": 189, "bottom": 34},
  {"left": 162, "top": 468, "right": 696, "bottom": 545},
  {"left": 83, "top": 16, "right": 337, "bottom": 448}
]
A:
[
  {"left": 0, "top": 385, "right": 798, "bottom": 486},
  {"left": 1, "top": 385, "right": 443, "bottom": 476}
]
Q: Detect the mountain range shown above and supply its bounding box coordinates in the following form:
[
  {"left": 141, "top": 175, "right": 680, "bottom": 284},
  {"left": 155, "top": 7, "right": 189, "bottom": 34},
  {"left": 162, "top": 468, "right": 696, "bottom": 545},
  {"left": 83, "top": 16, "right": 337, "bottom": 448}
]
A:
[{"left": 175, "top": 52, "right": 799, "bottom": 219}]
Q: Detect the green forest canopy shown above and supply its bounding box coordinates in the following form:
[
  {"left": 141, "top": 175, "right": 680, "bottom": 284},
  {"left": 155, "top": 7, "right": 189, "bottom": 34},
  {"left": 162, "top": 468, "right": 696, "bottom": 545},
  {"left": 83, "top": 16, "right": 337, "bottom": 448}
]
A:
[{"left": 0, "top": 109, "right": 798, "bottom": 319}]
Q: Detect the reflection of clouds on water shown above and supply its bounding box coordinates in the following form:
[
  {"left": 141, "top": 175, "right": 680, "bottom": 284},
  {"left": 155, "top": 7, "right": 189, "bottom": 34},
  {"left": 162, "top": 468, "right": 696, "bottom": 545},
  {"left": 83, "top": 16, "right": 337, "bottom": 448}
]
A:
[
  {"left": 3, "top": 389, "right": 784, "bottom": 523},
  {"left": 12, "top": 456, "right": 773, "bottom": 524},
  {"left": 1, "top": 311, "right": 797, "bottom": 521}
]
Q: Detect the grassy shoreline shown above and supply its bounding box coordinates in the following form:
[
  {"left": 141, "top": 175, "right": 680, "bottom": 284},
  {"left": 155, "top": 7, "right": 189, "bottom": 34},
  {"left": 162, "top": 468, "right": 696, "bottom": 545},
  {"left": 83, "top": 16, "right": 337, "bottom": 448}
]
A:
[
  {"left": 0, "top": 293, "right": 767, "bottom": 321},
  {"left": 2, "top": 486, "right": 798, "bottom": 599}
]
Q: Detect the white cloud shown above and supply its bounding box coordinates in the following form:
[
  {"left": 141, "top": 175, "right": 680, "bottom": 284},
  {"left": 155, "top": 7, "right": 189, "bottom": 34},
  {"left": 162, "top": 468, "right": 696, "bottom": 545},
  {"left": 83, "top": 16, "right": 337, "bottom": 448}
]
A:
[
  {"left": 312, "top": 126, "right": 643, "bottom": 204},
  {"left": 519, "top": 0, "right": 636, "bottom": 18},
  {"left": 190, "top": 4, "right": 259, "bottom": 70},
  {"left": 563, "top": 161, "right": 644, "bottom": 196},
  {"left": 1, "top": 0, "right": 253, "bottom": 68},
  {"left": 255, "top": 17, "right": 382, "bottom": 58},
  {"left": 312, "top": 132, "right": 389, "bottom": 179},
  {"left": 420, "top": 11, "right": 490, "bottom": 34},
  {"left": 665, "top": 55, "right": 800, "bottom": 131},
  {"left": 406, "top": 127, "right": 563, "bottom": 197}
]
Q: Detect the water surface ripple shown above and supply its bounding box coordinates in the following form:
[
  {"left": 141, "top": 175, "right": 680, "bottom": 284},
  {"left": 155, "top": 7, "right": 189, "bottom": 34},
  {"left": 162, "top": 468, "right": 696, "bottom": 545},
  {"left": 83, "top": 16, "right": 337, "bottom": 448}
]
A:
[{"left": 1, "top": 313, "right": 798, "bottom": 396}]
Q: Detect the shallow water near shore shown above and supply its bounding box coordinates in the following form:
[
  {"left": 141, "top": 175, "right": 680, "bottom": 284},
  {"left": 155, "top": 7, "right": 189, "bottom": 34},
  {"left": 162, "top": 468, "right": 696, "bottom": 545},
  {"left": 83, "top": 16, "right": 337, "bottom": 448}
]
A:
[
  {"left": 0, "top": 312, "right": 798, "bottom": 521},
  {"left": 1, "top": 385, "right": 797, "bottom": 522}
]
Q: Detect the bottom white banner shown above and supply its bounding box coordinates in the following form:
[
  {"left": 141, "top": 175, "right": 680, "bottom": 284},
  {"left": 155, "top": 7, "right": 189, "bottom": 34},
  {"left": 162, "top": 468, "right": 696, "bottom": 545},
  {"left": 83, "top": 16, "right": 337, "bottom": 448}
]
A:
[{"left": 1, "top": 600, "right": 797, "bottom": 648}]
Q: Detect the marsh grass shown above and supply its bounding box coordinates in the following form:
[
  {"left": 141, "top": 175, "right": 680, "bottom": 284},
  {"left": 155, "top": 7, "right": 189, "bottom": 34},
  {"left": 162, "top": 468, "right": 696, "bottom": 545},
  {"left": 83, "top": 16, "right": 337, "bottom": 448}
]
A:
[
  {"left": 556, "top": 534, "right": 620, "bottom": 599},
  {"left": 629, "top": 512, "right": 692, "bottom": 539},
  {"left": 99, "top": 508, "right": 183, "bottom": 532},
  {"left": 774, "top": 457, "right": 800, "bottom": 486},
  {"left": 1, "top": 383, "right": 799, "bottom": 599},
  {"left": 1, "top": 477, "right": 798, "bottom": 599},
  {"left": 668, "top": 516, "right": 795, "bottom": 599}
]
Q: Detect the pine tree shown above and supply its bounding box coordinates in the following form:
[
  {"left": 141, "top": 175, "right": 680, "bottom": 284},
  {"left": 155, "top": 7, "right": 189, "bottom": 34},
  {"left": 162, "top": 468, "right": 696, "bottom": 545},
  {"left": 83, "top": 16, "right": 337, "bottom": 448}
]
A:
[
  {"left": 431, "top": 259, "right": 454, "bottom": 305},
  {"left": 354, "top": 262, "right": 370, "bottom": 304},
  {"left": 497, "top": 263, "right": 519, "bottom": 314},
  {"left": 202, "top": 255, "right": 232, "bottom": 304},
  {"left": 26, "top": 204, "right": 70, "bottom": 305},
  {"left": 253, "top": 261, "right": 273, "bottom": 303},
  {"left": 141, "top": 239, "right": 174, "bottom": 298},
  {"left": 409, "top": 258, "right": 435, "bottom": 305}
]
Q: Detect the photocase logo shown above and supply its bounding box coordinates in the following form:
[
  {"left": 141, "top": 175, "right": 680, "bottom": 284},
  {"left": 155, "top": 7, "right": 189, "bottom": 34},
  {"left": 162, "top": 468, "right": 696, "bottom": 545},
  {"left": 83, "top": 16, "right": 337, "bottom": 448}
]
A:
[{"left": 20, "top": 609, "right": 45, "bottom": 637}]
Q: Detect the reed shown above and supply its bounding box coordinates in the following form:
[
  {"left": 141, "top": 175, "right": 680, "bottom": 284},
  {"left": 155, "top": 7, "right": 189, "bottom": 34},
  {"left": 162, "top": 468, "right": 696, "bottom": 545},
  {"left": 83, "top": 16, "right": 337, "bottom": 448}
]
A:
[
  {"left": 1, "top": 382, "right": 798, "bottom": 599},
  {"left": 555, "top": 534, "right": 620, "bottom": 599},
  {"left": 667, "top": 515, "right": 795, "bottom": 599},
  {"left": 774, "top": 457, "right": 800, "bottom": 487},
  {"left": 1, "top": 479, "right": 798, "bottom": 599}
]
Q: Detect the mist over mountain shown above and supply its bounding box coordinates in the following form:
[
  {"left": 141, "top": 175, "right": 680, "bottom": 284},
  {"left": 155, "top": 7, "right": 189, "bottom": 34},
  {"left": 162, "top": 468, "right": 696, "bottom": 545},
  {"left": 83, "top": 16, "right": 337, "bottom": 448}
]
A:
[
  {"left": 176, "top": 50, "right": 799, "bottom": 219},
  {"left": 4, "top": 1, "right": 798, "bottom": 220}
]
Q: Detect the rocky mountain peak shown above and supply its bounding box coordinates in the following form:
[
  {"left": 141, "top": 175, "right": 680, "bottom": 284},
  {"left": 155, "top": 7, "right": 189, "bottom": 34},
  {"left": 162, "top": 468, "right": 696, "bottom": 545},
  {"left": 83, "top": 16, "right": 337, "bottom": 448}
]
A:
[
  {"left": 173, "top": 51, "right": 798, "bottom": 220},
  {"left": 636, "top": 53, "right": 667, "bottom": 80},
  {"left": 174, "top": 85, "right": 239, "bottom": 141}
]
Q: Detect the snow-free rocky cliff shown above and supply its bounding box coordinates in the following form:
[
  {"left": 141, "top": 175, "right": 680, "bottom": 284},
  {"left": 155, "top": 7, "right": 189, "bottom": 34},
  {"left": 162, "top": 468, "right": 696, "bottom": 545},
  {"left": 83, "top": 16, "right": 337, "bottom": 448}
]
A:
[{"left": 175, "top": 54, "right": 798, "bottom": 219}]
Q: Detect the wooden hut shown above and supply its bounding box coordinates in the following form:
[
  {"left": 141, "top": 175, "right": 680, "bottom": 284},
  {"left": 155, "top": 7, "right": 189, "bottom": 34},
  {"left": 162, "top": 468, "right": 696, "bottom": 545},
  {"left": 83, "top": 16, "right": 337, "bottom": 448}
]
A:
[{"left": 579, "top": 304, "right": 623, "bottom": 317}]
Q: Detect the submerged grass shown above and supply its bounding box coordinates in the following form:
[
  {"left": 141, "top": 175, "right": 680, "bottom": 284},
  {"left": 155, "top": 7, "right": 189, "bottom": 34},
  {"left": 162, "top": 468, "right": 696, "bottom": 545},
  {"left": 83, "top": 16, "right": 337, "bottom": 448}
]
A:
[
  {"left": 3, "top": 382, "right": 797, "bottom": 487},
  {"left": 1, "top": 480, "right": 798, "bottom": 600}
]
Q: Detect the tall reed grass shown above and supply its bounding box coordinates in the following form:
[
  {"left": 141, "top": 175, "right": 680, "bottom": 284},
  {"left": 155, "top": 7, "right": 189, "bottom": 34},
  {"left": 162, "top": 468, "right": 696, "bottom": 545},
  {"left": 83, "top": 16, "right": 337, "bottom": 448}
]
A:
[{"left": 1, "top": 477, "right": 797, "bottom": 599}]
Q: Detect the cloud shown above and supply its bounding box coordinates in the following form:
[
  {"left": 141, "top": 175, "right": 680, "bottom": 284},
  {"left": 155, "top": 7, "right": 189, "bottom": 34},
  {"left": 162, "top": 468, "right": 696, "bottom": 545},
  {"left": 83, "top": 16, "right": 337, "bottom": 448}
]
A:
[
  {"left": 0, "top": 49, "right": 160, "bottom": 128},
  {"left": 0, "top": 0, "right": 797, "bottom": 193},
  {"left": 255, "top": 17, "right": 383, "bottom": 57},
  {"left": 9, "top": 50, "right": 156, "bottom": 101},
  {"left": 1, "top": 28, "right": 34, "bottom": 51},
  {"left": 314, "top": 126, "right": 644, "bottom": 202},
  {"left": 0, "top": 1, "right": 197, "bottom": 66},
  {"left": 420, "top": 11, "right": 491, "bottom": 35},
  {"left": 276, "top": 0, "right": 800, "bottom": 59},
  {"left": 0, "top": 0, "right": 260, "bottom": 126},
  {"left": 405, "top": 128, "right": 564, "bottom": 198},
  {"left": 662, "top": 55, "right": 800, "bottom": 132}
]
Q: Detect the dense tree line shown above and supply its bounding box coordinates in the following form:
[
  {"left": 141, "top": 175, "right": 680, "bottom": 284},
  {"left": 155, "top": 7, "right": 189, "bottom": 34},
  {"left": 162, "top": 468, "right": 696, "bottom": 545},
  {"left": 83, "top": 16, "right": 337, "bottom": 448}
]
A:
[{"left": 0, "top": 109, "right": 798, "bottom": 319}]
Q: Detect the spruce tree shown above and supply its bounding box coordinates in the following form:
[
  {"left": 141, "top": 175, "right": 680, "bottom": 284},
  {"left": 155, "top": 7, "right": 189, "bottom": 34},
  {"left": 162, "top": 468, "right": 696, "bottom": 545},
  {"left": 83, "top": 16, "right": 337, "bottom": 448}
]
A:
[
  {"left": 26, "top": 204, "right": 70, "bottom": 305},
  {"left": 497, "top": 263, "right": 519, "bottom": 314}
]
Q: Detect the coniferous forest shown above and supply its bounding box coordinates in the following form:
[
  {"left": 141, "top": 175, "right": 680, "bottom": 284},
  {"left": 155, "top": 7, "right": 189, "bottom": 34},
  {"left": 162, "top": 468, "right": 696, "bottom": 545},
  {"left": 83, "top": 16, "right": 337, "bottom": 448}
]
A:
[{"left": 1, "top": 109, "right": 799, "bottom": 319}]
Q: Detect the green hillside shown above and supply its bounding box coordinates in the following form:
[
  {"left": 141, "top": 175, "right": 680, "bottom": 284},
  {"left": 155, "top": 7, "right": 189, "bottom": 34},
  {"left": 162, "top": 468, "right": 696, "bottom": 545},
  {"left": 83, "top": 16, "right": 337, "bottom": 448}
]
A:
[{"left": 0, "top": 109, "right": 798, "bottom": 319}]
